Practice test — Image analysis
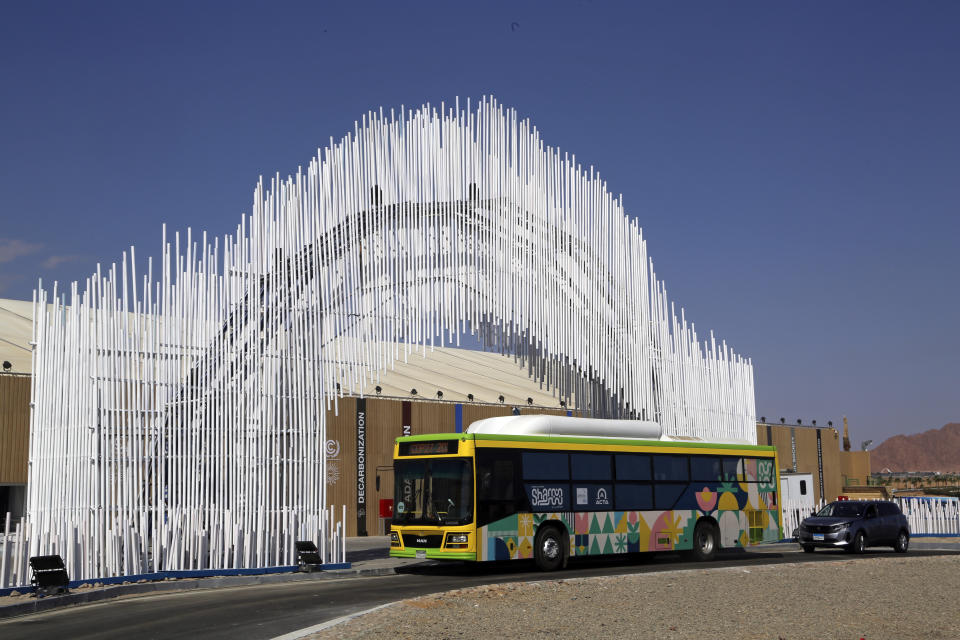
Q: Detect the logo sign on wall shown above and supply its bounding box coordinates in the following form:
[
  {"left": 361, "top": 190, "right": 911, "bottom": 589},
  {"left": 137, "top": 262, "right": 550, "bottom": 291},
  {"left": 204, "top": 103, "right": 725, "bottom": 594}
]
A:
[{"left": 325, "top": 439, "right": 340, "bottom": 485}]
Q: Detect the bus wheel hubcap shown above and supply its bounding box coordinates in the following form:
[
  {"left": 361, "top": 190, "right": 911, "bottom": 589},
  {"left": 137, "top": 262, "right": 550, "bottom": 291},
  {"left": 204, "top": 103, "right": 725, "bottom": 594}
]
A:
[
  {"left": 543, "top": 538, "right": 560, "bottom": 559},
  {"left": 699, "top": 531, "right": 713, "bottom": 554}
]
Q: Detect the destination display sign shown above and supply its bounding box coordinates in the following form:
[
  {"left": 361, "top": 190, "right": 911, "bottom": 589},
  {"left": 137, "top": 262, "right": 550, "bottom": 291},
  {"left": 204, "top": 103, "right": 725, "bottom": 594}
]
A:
[{"left": 400, "top": 441, "right": 458, "bottom": 456}]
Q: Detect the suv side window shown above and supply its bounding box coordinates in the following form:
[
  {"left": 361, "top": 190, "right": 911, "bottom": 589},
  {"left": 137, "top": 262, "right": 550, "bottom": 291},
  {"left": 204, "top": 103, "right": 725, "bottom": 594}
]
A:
[
  {"left": 879, "top": 502, "right": 900, "bottom": 517},
  {"left": 865, "top": 504, "right": 878, "bottom": 519}
]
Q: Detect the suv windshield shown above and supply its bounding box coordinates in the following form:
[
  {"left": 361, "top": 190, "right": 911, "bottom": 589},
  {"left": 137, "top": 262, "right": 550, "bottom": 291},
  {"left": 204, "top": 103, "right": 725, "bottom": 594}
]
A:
[
  {"left": 393, "top": 457, "right": 473, "bottom": 526},
  {"left": 817, "top": 502, "right": 865, "bottom": 518}
]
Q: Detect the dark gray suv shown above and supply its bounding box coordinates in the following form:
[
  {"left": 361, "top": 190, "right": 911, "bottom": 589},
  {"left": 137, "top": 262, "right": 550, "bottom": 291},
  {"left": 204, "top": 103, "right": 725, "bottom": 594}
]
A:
[{"left": 795, "top": 500, "right": 910, "bottom": 554}]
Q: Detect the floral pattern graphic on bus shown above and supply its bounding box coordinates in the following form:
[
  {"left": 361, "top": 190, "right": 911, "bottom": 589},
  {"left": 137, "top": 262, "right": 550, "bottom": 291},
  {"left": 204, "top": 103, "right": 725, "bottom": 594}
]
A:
[
  {"left": 478, "top": 487, "right": 781, "bottom": 562},
  {"left": 695, "top": 487, "right": 718, "bottom": 511}
]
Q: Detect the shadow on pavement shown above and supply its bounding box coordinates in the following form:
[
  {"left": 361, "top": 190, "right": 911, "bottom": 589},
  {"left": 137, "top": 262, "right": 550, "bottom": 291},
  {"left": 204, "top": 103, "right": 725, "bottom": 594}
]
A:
[{"left": 346, "top": 547, "right": 394, "bottom": 562}]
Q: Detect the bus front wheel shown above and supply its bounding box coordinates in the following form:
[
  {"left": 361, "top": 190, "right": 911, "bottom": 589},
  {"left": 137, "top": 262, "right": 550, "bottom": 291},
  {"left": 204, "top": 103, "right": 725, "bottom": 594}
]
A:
[
  {"left": 691, "top": 520, "right": 718, "bottom": 562},
  {"left": 534, "top": 525, "right": 565, "bottom": 571}
]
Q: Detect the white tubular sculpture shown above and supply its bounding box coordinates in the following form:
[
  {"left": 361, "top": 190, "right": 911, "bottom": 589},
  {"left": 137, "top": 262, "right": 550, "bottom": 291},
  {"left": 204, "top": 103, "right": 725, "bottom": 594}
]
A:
[{"left": 24, "top": 97, "right": 755, "bottom": 582}]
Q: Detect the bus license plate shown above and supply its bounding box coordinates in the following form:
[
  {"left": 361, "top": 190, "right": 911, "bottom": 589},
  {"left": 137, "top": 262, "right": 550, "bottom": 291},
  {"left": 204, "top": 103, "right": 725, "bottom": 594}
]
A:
[
  {"left": 812, "top": 534, "right": 824, "bottom": 541},
  {"left": 416, "top": 550, "right": 426, "bottom": 559}
]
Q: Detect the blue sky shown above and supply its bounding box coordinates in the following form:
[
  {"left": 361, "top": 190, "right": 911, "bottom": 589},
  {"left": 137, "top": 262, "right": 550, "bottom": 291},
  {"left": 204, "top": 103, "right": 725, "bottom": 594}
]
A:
[{"left": 1, "top": 1, "right": 957, "bottom": 445}]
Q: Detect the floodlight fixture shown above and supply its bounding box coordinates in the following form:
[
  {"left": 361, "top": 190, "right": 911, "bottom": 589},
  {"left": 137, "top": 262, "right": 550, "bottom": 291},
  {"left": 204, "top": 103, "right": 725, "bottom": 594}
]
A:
[
  {"left": 295, "top": 540, "right": 322, "bottom": 572},
  {"left": 29, "top": 555, "right": 69, "bottom": 597}
]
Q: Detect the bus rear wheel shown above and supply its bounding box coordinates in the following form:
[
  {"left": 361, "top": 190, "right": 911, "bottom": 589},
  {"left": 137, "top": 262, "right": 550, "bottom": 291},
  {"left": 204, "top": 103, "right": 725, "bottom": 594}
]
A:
[
  {"left": 691, "top": 520, "right": 718, "bottom": 562},
  {"left": 534, "top": 525, "right": 565, "bottom": 571}
]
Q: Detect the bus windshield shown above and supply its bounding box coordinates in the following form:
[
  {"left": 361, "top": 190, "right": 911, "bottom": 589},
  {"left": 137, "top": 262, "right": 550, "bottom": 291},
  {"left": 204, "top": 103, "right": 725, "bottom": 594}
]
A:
[{"left": 394, "top": 457, "right": 473, "bottom": 526}]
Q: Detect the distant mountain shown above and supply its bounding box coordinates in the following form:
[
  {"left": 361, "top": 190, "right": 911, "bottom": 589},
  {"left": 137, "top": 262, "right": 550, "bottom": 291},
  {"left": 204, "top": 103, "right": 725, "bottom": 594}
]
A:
[{"left": 870, "top": 423, "right": 960, "bottom": 473}]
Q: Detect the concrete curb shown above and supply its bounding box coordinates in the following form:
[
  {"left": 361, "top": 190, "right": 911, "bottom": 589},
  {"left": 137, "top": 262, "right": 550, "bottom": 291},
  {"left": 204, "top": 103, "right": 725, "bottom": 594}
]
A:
[{"left": 0, "top": 565, "right": 402, "bottom": 620}]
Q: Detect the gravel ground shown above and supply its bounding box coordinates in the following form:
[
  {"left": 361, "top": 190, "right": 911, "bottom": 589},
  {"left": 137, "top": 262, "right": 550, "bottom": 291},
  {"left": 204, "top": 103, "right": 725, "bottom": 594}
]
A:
[{"left": 310, "top": 554, "right": 960, "bottom": 640}]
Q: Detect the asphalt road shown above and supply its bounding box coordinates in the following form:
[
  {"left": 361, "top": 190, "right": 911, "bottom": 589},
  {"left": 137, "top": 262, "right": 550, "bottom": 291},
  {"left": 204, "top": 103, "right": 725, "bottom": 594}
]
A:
[{"left": 2, "top": 546, "right": 957, "bottom": 640}]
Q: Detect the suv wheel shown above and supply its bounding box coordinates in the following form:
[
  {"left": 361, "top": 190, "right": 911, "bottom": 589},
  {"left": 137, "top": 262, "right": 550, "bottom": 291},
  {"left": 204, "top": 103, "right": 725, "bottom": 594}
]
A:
[
  {"left": 801, "top": 544, "right": 815, "bottom": 553},
  {"left": 848, "top": 531, "right": 866, "bottom": 554},
  {"left": 894, "top": 530, "right": 909, "bottom": 553}
]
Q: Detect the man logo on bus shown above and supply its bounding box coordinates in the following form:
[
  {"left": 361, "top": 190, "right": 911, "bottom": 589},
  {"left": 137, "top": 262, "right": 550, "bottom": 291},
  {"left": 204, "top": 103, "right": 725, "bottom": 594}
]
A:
[{"left": 531, "top": 486, "right": 564, "bottom": 508}]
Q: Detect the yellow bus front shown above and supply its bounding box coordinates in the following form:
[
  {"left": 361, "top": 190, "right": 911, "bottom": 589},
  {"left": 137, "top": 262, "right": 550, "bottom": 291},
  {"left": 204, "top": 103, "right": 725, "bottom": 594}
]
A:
[{"left": 389, "top": 434, "right": 478, "bottom": 561}]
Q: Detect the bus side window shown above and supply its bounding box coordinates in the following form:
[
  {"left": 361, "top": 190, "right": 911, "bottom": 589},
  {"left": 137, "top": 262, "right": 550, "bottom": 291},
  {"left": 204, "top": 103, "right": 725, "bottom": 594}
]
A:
[
  {"left": 615, "top": 454, "right": 651, "bottom": 481},
  {"left": 690, "top": 456, "right": 722, "bottom": 482},
  {"left": 493, "top": 460, "right": 515, "bottom": 500},
  {"left": 653, "top": 455, "right": 689, "bottom": 482},
  {"left": 571, "top": 453, "right": 612, "bottom": 481},
  {"left": 722, "top": 457, "right": 741, "bottom": 482},
  {"left": 522, "top": 452, "right": 569, "bottom": 480},
  {"left": 654, "top": 484, "right": 685, "bottom": 510},
  {"left": 615, "top": 484, "right": 653, "bottom": 510}
]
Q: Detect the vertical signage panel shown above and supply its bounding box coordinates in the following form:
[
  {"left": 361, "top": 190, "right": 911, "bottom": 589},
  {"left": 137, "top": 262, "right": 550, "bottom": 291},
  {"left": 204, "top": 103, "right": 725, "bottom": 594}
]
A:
[
  {"left": 816, "top": 429, "right": 824, "bottom": 502},
  {"left": 790, "top": 427, "right": 797, "bottom": 472},
  {"left": 402, "top": 401, "right": 412, "bottom": 436},
  {"left": 356, "top": 398, "right": 367, "bottom": 536}
]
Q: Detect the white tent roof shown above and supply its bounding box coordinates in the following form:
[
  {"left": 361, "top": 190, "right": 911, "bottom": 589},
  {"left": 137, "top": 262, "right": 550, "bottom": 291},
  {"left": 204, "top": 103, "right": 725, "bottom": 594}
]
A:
[
  {"left": 0, "top": 299, "right": 33, "bottom": 374},
  {"left": 0, "top": 298, "right": 566, "bottom": 408}
]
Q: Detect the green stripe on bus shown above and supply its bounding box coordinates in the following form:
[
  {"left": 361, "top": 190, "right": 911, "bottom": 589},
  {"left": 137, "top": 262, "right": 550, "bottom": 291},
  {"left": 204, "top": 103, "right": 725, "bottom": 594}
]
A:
[{"left": 396, "top": 432, "right": 775, "bottom": 452}]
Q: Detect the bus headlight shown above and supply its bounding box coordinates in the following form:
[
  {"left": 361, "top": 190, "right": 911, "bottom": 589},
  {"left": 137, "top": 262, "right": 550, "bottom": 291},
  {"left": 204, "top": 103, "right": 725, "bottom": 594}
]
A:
[
  {"left": 390, "top": 531, "right": 400, "bottom": 546},
  {"left": 446, "top": 533, "right": 468, "bottom": 545}
]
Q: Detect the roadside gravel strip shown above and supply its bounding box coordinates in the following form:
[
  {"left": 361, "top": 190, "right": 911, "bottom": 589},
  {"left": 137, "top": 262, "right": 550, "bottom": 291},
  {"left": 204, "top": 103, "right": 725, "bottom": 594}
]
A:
[{"left": 306, "top": 555, "right": 960, "bottom": 640}]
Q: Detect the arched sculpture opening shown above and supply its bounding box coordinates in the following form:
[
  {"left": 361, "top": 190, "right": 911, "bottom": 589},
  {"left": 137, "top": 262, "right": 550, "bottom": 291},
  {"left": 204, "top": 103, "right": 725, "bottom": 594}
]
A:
[{"left": 24, "top": 98, "right": 755, "bottom": 581}]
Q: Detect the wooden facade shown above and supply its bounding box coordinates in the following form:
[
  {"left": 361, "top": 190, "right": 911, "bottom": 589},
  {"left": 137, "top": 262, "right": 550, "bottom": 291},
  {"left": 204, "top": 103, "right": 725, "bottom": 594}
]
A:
[
  {"left": 756, "top": 422, "right": 842, "bottom": 504},
  {"left": 0, "top": 374, "right": 30, "bottom": 485},
  {"left": 323, "top": 396, "right": 571, "bottom": 536},
  {"left": 2, "top": 374, "right": 856, "bottom": 534}
]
